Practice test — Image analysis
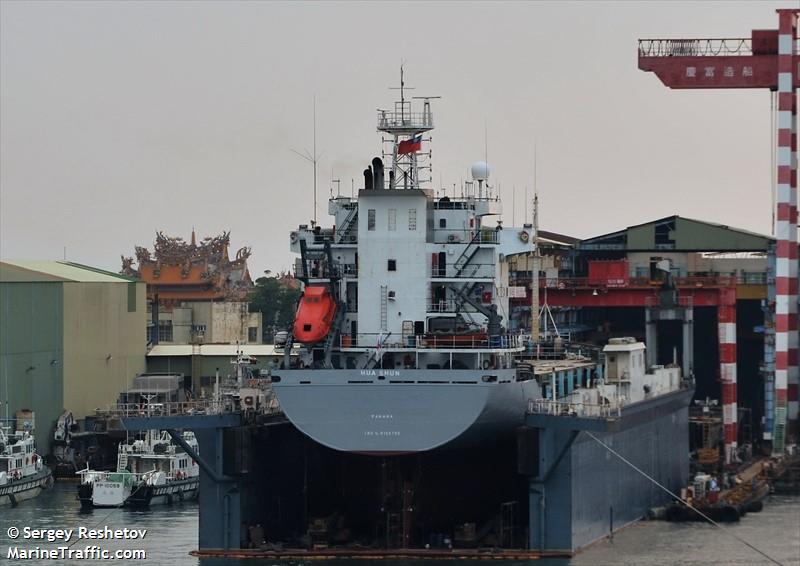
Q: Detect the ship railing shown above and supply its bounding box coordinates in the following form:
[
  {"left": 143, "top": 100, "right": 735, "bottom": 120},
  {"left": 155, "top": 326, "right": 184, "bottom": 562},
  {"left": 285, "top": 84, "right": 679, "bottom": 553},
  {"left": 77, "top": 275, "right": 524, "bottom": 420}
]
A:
[
  {"left": 339, "top": 333, "right": 524, "bottom": 350},
  {"left": 108, "top": 399, "right": 235, "bottom": 418},
  {"left": 377, "top": 110, "right": 433, "bottom": 130},
  {"left": 426, "top": 299, "right": 462, "bottom": 313},
  {"left": 527, "top": 399, "right": 622, "bottom": 419},
  {"left": 432, "top": 197, "right": 502, "bottom": 210},
  {"left": 109, "top": 397, "right": 283, "bottom": 418},
  {"left": 520, "top": 342, "right": 595, "bottom": 362},
  {"left": 510, "top": 275, "right": 738, "bottom": 290},
  {"left": 431, "top": 263, "right": 495, "bottom": 279},
  {"left": 432, "top": 229, "right": 499, "bottom": 245}
]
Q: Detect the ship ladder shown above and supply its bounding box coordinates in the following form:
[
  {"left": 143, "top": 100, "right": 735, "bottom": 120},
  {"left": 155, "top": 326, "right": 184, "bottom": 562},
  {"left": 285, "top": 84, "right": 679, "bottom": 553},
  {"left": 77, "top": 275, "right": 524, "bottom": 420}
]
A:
[
  {"left": 116, "top": 451, "right": 128, "bottom": 473},
  {"left": 322, "top": 303, "right": 346, "bottom": 368},
  {"left": 336, "top": 206, "right": 358, "bottom": 244},
  {"left": 453, "top": 231, "right": 483, "bottom": 276},
  {"left": 772, "top": 404, "right": 787, "bottom": 456}
]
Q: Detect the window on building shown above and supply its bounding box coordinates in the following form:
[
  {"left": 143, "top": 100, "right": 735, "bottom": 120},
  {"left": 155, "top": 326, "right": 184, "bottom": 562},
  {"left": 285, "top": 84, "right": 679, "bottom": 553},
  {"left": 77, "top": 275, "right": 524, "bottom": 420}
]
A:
[
  {"left": 408, "top": 208, "right": 417, "bottom": 231},
  {"left": 368, "top": 209, "right": 376, "bottom": 231},
  {"left": 157, "top": 321, "right": 173, "bottom": 342},
  {"left": 127, "top": 282, "right": 137, "bottom": 312},
  {"left": 439, "top": 218, "right": 447, "bottom": 229},
  {"left": 248, "top": 326, "right": 259, "bottom": 343},
  {"left": 388, "top": 208, "right": 396, "bottom": 231},
  {"left": 388, "top": 259, "right": 397, "bottom": 271}
]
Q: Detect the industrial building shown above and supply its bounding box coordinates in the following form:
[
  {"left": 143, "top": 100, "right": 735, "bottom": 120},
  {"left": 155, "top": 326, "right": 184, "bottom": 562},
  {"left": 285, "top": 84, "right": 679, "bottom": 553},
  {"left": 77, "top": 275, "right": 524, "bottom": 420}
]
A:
[
  {"left": 148, "top": 301, "right": 262, "bottom": 345},
  {"left": 0, "top": 261, "right": 147, "bottom": 453},
  {"left": 145, "top": 343, "right": 296, "bottom": 394},
  {"left": 510, "top": 215, "right": 777, "bottom": 462}
]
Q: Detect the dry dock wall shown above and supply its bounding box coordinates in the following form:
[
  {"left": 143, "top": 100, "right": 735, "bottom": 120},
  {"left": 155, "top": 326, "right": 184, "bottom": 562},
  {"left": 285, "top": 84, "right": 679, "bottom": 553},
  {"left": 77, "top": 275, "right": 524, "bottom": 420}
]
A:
[{"left": 528, "top": 389, "right": 691, "bottom": 553}]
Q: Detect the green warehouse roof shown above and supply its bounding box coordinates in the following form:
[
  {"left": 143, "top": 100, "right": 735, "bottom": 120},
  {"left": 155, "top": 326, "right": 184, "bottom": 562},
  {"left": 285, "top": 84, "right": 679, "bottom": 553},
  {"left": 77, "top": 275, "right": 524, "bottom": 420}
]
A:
[{"left": 0, "top": 261, "right": 137, "bottom": 283}]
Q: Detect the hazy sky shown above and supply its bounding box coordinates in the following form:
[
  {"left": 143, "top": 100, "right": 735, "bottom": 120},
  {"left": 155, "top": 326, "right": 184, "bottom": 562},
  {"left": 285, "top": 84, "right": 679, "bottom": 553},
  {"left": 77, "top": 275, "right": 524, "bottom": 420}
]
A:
[{"left": 1, "top": 1, "right": 797, "bottom": 274}]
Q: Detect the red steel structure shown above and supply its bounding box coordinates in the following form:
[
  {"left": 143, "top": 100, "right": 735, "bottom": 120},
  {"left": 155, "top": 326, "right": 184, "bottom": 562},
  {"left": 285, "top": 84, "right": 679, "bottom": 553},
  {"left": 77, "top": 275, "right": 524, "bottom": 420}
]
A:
[{"left": 637, "top": 9, "right": 799, "bottom": 457}]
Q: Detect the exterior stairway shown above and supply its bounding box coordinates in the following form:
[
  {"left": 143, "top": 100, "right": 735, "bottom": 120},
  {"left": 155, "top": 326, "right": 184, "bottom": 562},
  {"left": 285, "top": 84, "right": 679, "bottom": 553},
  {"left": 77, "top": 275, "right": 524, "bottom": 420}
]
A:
[
  {"left": 117, "top": 450, "right": 128, "bottom": 473},
  {"left": 336, "top": 206, "right": 358, "bottom": 244}
]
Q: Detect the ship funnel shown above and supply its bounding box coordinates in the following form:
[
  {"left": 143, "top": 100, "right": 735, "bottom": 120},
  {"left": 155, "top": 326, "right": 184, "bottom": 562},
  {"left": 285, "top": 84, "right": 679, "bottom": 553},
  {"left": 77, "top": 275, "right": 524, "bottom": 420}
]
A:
[
  {"left": 372, "top": 157, "right": 384, "bottom": 190},
  {"left": 364, "top": 167, "right": 373, "bottom": 191}
]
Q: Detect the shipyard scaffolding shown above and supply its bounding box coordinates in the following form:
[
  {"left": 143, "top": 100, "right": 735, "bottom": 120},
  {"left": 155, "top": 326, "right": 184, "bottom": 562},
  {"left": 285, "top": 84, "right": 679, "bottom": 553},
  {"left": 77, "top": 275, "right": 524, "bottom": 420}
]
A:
[{"left": 637, "top": 8, "right": 799, "bottom": 455}]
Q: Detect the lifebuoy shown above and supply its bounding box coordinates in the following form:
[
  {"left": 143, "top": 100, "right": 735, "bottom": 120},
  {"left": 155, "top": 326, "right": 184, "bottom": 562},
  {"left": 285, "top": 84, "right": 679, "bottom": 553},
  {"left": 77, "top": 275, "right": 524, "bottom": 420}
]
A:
[
  {"left": 290, "top": 232, "right": 299, "bottom": 243},
  {"left": 519, "top": 231, "right": 529, "bottom": 243}
]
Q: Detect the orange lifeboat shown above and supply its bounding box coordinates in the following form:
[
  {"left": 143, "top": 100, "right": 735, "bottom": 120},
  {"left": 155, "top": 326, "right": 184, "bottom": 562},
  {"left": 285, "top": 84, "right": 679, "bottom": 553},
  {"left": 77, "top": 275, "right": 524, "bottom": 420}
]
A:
[{"left": 293, "top": 285, "right": 337, "bottom": 344}]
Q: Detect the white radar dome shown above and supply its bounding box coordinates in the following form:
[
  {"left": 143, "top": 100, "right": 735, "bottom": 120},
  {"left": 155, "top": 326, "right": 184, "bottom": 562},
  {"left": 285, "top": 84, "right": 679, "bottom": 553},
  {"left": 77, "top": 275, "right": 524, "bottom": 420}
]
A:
[{"left": 471, "top": 161, "right": 490, "bottom": 181}]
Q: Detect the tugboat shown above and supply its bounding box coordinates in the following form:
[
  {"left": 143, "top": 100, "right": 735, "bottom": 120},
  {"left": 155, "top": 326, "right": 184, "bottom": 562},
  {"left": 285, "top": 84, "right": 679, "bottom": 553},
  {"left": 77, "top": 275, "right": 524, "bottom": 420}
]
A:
[
  {"left": 0, "top": 423, "right": 53, "bottom": 507},
  {"left": 77, "top": 430, "right": 199, "bottom": 509}
]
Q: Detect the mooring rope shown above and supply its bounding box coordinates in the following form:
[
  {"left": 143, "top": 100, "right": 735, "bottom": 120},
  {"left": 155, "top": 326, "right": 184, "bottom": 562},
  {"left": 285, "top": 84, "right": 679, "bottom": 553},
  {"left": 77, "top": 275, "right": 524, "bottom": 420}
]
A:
[{"left": 585, "top": 431, "right": 784, "bottom": 566}]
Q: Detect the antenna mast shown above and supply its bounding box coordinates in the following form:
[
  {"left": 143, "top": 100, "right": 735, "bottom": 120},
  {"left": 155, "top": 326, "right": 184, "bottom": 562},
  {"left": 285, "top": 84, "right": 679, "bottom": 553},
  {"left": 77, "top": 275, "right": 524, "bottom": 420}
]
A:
[
  {"left": 379, "top": 66, "right": 439, "bottom": 191},
  {"left": 531, "top": 192, "right": 540, "bottom": 344},
  {"left": 291, "top": 95, "right": 322, "bottom": 224}
]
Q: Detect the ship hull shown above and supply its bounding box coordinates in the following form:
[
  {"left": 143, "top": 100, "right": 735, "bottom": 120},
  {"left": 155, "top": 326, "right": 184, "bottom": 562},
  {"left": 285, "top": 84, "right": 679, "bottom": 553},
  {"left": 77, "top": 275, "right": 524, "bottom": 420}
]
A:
[
  {"left": 125, "top": 477, "right": 199, "bottom": 508},
  {"left": 272, "top": 368, "right": 541, "bottom": 453},
  {"left": 78, "top": 477, "right": 199, "bottom": 509},
  {"left": 0, "top": 467, "right": 53, "bottom": 507}
]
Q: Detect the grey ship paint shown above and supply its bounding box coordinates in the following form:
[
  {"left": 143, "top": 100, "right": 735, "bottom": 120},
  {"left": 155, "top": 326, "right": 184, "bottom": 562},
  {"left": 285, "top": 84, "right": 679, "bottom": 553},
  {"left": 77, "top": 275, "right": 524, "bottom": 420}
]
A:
[{"left": 266, "top": 78, "right": 691, "bottom": 553}]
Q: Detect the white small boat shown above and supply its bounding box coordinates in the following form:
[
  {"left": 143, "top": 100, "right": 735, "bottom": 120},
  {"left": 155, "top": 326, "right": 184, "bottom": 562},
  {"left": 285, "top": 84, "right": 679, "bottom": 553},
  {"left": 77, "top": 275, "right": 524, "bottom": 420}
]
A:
[
  {"left": 77, "top": 430, "right": 199, "bottom": 509},
  {"left": 0, "top": 425, "right": 53, "bottom": 507}
]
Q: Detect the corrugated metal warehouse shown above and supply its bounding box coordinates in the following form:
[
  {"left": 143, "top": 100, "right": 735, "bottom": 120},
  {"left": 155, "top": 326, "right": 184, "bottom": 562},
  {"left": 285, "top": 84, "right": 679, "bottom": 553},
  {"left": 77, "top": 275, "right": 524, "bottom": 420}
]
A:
[{"left": 0, "top": 261, "right": 147, "bottom": 453}]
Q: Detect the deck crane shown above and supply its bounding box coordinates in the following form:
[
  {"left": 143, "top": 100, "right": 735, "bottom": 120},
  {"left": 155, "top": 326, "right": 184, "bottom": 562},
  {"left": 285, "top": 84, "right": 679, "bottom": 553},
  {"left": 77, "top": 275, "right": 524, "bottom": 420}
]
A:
[{"left": 638, "top": 9, "right": 799, "bottom": 460}]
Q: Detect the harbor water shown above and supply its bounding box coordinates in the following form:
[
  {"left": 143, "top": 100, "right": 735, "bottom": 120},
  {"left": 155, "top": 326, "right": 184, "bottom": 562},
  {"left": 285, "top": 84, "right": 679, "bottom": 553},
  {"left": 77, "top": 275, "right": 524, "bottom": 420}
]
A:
[{"left": 1, "top": 483, "right": 798, "bottom": 566}]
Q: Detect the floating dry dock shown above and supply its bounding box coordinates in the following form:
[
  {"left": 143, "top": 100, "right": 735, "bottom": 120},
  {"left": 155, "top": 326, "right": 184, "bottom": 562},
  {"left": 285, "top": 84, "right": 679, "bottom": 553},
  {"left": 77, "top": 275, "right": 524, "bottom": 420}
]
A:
[{"left": 108, "top": 348, "right": 692, "bottom": 557}]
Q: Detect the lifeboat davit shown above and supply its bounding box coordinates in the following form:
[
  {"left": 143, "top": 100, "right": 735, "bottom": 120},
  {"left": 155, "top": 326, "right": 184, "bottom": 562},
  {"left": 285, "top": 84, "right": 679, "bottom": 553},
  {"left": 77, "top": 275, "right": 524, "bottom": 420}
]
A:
[{"left": 293, "top": 285, "right": 337, "bottom": 344}]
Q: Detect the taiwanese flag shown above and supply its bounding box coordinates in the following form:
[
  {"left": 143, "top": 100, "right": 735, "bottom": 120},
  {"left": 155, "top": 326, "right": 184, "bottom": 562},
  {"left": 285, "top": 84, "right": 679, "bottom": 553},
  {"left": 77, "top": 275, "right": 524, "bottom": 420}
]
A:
[{"left": 398, "top": 134, "right": 422, "bottom": 155}]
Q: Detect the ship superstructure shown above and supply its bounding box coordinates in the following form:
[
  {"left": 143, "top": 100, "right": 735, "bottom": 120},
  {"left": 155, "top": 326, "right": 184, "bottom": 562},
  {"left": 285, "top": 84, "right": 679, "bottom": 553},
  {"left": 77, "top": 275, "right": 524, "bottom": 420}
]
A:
[
  {"left": 276, "top": 77, "right": 539, "bottom": 454},
  {"left": 252, "top": 76, "right": 692, "bottom": 553}
]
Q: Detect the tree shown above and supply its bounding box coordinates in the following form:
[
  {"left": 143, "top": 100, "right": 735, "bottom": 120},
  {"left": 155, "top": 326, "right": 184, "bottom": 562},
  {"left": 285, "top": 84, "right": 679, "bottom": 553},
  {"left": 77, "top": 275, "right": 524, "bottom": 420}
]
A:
[{"left": 249, "top": 274, "right": 301, "bottom": 342}]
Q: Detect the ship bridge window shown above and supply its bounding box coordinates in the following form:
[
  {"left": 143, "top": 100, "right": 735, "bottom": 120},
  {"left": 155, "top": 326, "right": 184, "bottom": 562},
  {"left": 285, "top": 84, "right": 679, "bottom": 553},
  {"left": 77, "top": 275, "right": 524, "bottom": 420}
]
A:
[
  {"left": 388, "top": 259, "right": 397, "bottom": 272},
  {"left": 439, "top": 218, "right": 447, "bottom": 228}
]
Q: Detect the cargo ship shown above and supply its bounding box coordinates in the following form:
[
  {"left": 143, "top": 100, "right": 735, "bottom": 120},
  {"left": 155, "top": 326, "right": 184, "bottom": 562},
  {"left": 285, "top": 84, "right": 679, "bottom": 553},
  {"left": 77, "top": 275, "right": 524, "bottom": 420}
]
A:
[{"left": 260, "top": 75, "right": 693, "bottom": 554}]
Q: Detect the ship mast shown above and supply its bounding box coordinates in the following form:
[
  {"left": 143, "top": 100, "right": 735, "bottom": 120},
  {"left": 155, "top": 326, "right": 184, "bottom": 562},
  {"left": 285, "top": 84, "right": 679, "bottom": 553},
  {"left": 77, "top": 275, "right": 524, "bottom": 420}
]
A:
[{"left": 379, "top": 66, "right": 438, "bottom": 190}]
